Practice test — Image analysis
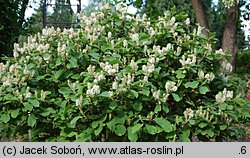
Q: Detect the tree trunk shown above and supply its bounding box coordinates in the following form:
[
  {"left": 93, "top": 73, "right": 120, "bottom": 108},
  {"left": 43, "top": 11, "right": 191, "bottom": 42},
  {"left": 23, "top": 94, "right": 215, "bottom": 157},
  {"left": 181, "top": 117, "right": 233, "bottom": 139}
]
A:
[
  {"left": 19, "top": 0, "right": 29, "bottom": 22},
  {"left": 222, "top": 1, "right": 239, "bottom": 73},
  {"left": 191, "top": 0, "right": 209, "bottom": 36}
]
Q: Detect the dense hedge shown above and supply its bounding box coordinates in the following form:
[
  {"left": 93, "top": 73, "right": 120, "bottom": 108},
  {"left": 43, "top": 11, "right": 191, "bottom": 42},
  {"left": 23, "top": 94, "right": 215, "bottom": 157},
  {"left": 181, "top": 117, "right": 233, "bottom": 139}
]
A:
[{"left": 0, "top": 3, "right": 249, "bottom": 142}]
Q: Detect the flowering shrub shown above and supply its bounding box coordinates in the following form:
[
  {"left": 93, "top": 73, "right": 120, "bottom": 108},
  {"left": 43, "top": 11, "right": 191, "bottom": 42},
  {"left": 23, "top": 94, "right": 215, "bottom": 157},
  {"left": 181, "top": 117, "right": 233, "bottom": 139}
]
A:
[{"left": 0, "top": 3, "right": 249, "bottom": 141}]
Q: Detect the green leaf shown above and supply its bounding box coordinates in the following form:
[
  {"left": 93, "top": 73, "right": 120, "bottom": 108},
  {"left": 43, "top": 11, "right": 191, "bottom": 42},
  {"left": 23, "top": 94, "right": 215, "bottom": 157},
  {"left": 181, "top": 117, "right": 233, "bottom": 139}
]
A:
[
  {"left": 112, "top": 117, "right": 125, "bottom": 124},
  {"left": 219, "top": 103, "right": 227, "bottom": 110},
  {"left": 220, "top": 124, "right": 227, "bottom": 130},
  {"left": 145, "top": 124, "right": 158, "bottom": 135},
  {"left": 180, "top": 130, "right": 191, "bottom": 142},
  {"left": 133, "top": 102, "right": 142, "bottom": 111},
  {"left": 130, "top": 90, "right": 138, "bottom": 98},
  {"left": 199, "top": 86, "right": 209, "bottom": 94},
  {"left": 162, "top": 103, "right": 169, "bottom": 113},
  {"left": 28, "top": 114, "right": 37, "bottom": 127},
  {"left": 176, "top": 73, "right": 185, "bottom": 79},
  {"left": 40, "top": 107, "right": 56, "bottom": 117},
  {"left": 154, "top": 104, "right": 161, "bottom": 113},
  {"left": 55, "top": 56, "right": 62, "bottom": 66},
  {"left": 127, "top": 127, "right": 138, "bottom": 142},
  {"left": 176, "top": 70, "right": 185, "bottom": 79},
  {"left": 23, "top": 102, "right": 33, "bottom": 111},
  {"left": 11, "top": 109, "right": 19, "bottom": 118},
  {"left": 58, "top": 87, "right": 71, "bottom": 94},
  {"left": 109, "top": 101, "right": 118, "bottom": 110},
  {"left": 189, "top": 120, "right": 196, "bottom": 125},
  {"left": 28, "top": 99, "right": 40, "bottom": 107},
  {"left": 198, "top": 122, "right": 208, "bottom": 128},
  {"left": 89, "top": 52, "right": 100, "bottom": 60},
  {"left": 101, "top": 44, "right": 112, "bottom": 51},
  {"left": 94, "top": 126, "right": 103, "bottom": 136},
  {"left": 1, "top": 113, "right": 10, "bottom": 123},
  {"left": 227, "top": 112, "right": 238, "bottom": 122},
  {"left": 139, "top": 87, "right": 150, "bottom": 96},
  {"left": 131, "top": 124, "right": 143, "bottom": 133},
  {"left": 71, "top": 74, "right": 80, "bottom": 80},
  {"left": 107, "top": 121, "right": 116, "bottom": 132},
  {"left": 154, "top": 118, "right": 173, "bottom": 132},
  {"left": 206, "top": 129, "right": 214, "bottom": 137},
  {"left": 54, "top": 69, "right": 64, "bottom": 81},
  {"left": 92, "top": 121, "right": 99, "bottom": 128},
  {"left": 233, "top": 98, "right": 246, "bottom": 105},
  {"left": 184, "top": 81, "right": 199, "bottom": 89},
  {"left": 68, "top": 116, "right": 82, "bottom": 128},
  {"left": 172, "top": 93, "right": 181, "bottom": 102},
  {"left": 115, "top": 124, "right": 126, "bottom": 136},
  {"left": 69, "top": 57, "right": 78, "bottom": 68},
  {"left": 185, "top": 101, "right": 195, "bottom": 106},
  {"left": 206, "top": 56, "right": 213, "bottom": 60},
  {"left": 227, "top": 105, "right": 233, "bottom": 110},
  {"left": 180, "top": 134, "right": 191, "bottom": 142},
  {"left": 99, "top": 91, "right": 111, "bottom": 98},
  {"left": 67, "top": 132, "right": 77, "bottom": 138}
]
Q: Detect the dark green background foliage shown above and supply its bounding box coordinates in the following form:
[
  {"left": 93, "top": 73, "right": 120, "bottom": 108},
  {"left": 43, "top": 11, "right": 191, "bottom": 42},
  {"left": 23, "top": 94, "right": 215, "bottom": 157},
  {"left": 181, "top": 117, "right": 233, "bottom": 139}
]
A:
[{"left": 0, "top": 0, "right": 21, "bottom": 57}]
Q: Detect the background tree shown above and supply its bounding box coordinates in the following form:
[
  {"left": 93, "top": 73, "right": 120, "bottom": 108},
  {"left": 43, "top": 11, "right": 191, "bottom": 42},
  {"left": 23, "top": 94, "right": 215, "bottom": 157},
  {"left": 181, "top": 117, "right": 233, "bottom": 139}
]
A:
[
  {"left": 47, "top": 0, "right": 74, "bottom": 28},
  {"left": 84, "top": 0, "right": 111, "bottom": 15},
  {"left": 0, "top": 0, "right": 29, "bottom": 58},
  {"left": 25, "top": 0, "right": 44, "bottom": 34}
]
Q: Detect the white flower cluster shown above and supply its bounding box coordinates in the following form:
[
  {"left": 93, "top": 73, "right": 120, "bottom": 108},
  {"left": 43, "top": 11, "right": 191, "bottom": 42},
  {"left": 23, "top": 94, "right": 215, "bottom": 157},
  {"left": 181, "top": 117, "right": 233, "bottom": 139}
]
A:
[
  {"left": 129, "top": 59, "right": 138, "bottom": 71},
  {"left": 142, "top": 56, "right": 158, "bottom": 75},
  {"left": 99, "top": 62, "right": 119, "bottom": 75},
  {"left": 40, "top": 90, "right": 47, "bottom": 101},
  {"left": 204, "top": 44, "right": 213, "bottom": 55},
  {"left": 93, "top": 72, "right": 106, "bottom": 83},
  {"left": 42, "top": 27, "right": 58, "bottom": 37},
  {"left": 57, "top": 43, "right": 67, "bottom": 57},
  {"left": 24, "top": 86, "right": 31, "bottom": 99},
  {"left": 67, "top": 80, "right": 79, "bottom": 92},
  {"left": 198, "top": 71, "right": 215, "bottom": 82},
  {"left": 1, "top": 63, "right": 34, "bottom": 87},
  {"left": 152, "top": 80, "right": 176, "bottom": 104},
  {"left": 221, "top": 61, "right": 233, "bottom": 73},
  {"left": 142, "top": 64, "right": 155, "bottom": 75},
  {"left": 153, "top": 44, "right": 173, "bottom": 56},
  {"left": 179, "top": 54, "right": 196, "bottom": 67},
  {"left": 87, "top": 65, "right": 96, "bottom": 74},
  {"left": 215, "top": 88, "right": 233, "bottom": 103},
  {"left": 123, "top": 40, "right": 128, "bottom": 48},
  {"left": 183, "top": 106, "right": 215, "bottom": 123},
  {"left": 153, "top": 90, "right": 161, "bottom": 100},
  {"left": 86, "top": 83, "right": 100, "bottom": 95},
  {"left": 78, "top": 11, "right": 105, "bottom": 43},
  {"left": 152, "top": 89, "right": 170, "bottom": 103},
  {"left": 121, "top": 73, "right": 135, "bottom": 87},
  {"left": 76, "top": 95, "right": 83, "bottom": 107},
  {"left": 165, "top": 81, "right": 178, "bottom": 93},
  {"left": 117, "top": 4, "right": 128, "bottom": 19},
  {"left": 183, "top": 108, "right": 194, "bottom": 122},
  {"left": 112, "top": 80, "right": 119, "bottom": 90},
  {"left": 184, "top": 18, "right": 190, "bottom": 25},
  {"left": 130, "top": 33, "right": 139, "bottom": 45},
  {"left": 222, "top": 0, "right": 239, "bottom": 8},
  {"left": 14, "top": 87, "right": 32, "bottom": 101},
  {"left": 197, "top": 24, "right": 205, "bottom": 36},
  {"left": 99, "top": 3, "right": 109, "bottom": 11},
  {"left": 215, "top": 48, "right": 225, "bottom": 55},
  {"left": 195, "top": 106, "right": 214, "bottom": 122}
]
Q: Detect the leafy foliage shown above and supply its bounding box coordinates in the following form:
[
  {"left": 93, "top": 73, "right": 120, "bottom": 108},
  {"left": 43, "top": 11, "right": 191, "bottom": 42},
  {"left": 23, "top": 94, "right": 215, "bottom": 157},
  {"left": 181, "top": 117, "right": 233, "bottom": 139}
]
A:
[{"left": 0, "top": 2, "right": 249, "bottom": 142}]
